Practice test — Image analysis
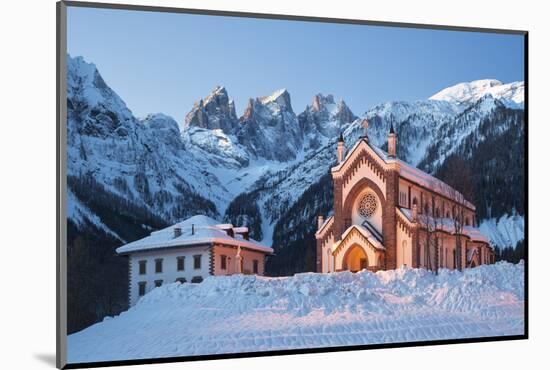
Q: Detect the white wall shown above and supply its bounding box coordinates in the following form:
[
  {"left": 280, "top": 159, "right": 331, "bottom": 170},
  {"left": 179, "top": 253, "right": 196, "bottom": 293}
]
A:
[
  {"left": 396, "top": 226, "right": 413, "bottom": 268},
  {"left": 129, "top": 246, "right": 211, "bottom": 306},
  {"left": 321, "top": 234, "right": 335, "bottom": 272}
]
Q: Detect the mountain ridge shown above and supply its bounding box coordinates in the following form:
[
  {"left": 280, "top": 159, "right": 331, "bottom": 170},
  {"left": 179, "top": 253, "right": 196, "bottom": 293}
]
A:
[{"left": 66, "top": 53, "right": 525, "bottom": 255}]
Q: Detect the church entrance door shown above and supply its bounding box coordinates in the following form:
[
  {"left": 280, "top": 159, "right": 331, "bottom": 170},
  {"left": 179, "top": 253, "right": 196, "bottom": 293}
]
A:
[{"left": 343, "top": 244, "right": 369, "bottom": 272}]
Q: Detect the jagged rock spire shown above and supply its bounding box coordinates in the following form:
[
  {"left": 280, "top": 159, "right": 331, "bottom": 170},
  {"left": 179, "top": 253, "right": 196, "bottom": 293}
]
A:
[{"left": 184, "top": 86, "right": 239, "bottom": 133}]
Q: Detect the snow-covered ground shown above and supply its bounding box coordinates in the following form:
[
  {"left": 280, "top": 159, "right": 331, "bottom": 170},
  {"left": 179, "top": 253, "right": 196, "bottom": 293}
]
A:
[{"left": 68, "top": 262, "right": 524, "bottom": 364}]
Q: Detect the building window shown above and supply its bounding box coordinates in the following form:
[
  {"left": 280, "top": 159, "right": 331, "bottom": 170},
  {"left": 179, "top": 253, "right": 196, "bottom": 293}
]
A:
[
  {"left": 177, "top": 256, "right": 185, "bottom": 271},
  {"left": 194, "top": 255, "right": 202, "bottom": 270},
  {"left": 138, "top": 260, "right": 146, "bottom": 275},
  {"left": 253, "top": 259, "right": 259, "bottom": 274},
  {"left": 191, "top": 276, "right": 203, "bottom": 283},
  {"left": 154, "top": 280, "right": 163, "bottom": 288},
  {"left": 155, "top": 258, "right": 163, "bottom": 273},
  {"left": 465, "top": 217, "right": 470, "bottom": 226},
  {"left": 221, "top": 255, "right": 227, "bottom": 270},
  {"left": 399, "top": 191, "right": 407, "bottom": 207},
  {"left": 138, "top": 282, "right": 146, "bottom": 296},
  {"left": 176, "top": 277, "right": 186, "bottom": 284},
  {"left": 358, "top": 192, "right": 377, "bottom": 219}
]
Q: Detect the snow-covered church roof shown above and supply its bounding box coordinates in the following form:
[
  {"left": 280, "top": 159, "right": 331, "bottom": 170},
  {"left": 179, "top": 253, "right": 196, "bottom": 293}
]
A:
[
  {"left": 116, "top": 215, "right": 273, "bottom": 255},
  {"left": 399, "top": 208, "right": 490, "bottom": 245},
  {"left": 333, "top": 138, "right": 475, "bottom": 210}
]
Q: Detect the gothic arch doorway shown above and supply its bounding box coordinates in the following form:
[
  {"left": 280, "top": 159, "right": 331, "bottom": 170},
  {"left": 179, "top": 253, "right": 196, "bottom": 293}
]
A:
[{"left": 342, "top": 244, "right": 369, "bottom": 272}]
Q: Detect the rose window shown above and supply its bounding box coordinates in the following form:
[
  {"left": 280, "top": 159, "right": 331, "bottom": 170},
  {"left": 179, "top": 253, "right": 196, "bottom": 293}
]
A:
[{"left": 358, "top": 193, "right": 377, "bottom": 219}]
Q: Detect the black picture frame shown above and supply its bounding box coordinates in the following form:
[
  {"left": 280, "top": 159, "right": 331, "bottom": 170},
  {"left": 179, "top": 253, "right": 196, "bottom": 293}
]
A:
[{"left": 56, "top": 1, "right": 528, "bottom": 368}]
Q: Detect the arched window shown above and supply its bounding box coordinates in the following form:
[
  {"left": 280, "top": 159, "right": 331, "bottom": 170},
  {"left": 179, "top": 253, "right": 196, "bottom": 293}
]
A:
[{"left": 358, "top": 192, "right": 377, "bottom": 219}]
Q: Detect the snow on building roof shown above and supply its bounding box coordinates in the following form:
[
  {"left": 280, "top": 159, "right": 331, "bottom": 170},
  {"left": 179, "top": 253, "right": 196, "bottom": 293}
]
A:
[
  {"left": 315, "top": 215, "right": 334, "bottom": 238},
  {"left": 233, "top": 227, "right": 249, "bottom": 233},
  {"left": 398, "top": 208, "right": 491, "bottom": 245},
  {"left": 333, "top": 138, "right": 475, "bottom": 210},
  {"left": 335, "top": 224, "right": 385, "bottom": 251},
  {"left": 116, "top": 215, "right": 273, "bottom": 255}
]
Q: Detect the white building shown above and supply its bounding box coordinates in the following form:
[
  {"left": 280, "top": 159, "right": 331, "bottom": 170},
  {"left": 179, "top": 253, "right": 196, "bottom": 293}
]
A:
[{"left": 116, "top": 215, "right": 273, "bottom": 306}]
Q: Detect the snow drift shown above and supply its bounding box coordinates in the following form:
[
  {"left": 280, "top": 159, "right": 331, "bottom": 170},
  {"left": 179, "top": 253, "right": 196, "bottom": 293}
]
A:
[{"left": 68, "top": 262, "right": 524, "bottom": 364}]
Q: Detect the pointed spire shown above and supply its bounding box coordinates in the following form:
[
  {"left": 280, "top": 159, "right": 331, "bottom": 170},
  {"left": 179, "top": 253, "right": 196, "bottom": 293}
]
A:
[
  {"left": 361, "top": 119, "right": 369, "bottom": 141},
  {"left": 388, "top": 122, "right": 397, "bottom": 158},
  {"left": 337, "top": 132, "right": 345, "bottom": 163}
]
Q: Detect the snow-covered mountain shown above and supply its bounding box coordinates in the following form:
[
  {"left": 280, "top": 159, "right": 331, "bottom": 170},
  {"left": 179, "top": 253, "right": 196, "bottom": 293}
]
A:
[
  {"left": 479, "top": 213, "right": 525, "bottom": 250},
  {"left": 66, "top": 54, "right": 525, "bottom": 265},
  {"left": 364, "top": 100, "right": 462, "bottom": 165},
  {"left": 298, "top": 94, "right": 357, "bottom": 149},
  {"left": 67, "top": 56, "right": 225, "bottom": 241},
  {"left": 184, "top": 86, "right": 239, "bottom": 133},
  {"left": 235, "top": 89, "right": 303, "bottom": 161},
  {"left": 430, "top": 79, "right": 524, "bottom": 108}
]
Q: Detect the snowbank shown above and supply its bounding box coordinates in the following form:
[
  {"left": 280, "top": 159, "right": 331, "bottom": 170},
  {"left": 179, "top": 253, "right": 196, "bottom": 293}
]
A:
[{"left": 68, "top": 262, "right": 524, "bottom": 364}]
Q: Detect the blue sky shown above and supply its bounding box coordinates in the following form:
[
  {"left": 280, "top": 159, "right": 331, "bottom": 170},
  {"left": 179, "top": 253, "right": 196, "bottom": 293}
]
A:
[{"left": 67, "top": 6, "right": 524, "bottom": 122}]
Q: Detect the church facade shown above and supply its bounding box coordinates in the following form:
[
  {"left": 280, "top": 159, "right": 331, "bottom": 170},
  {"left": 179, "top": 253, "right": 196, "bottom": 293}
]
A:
[{"left": 316, "top": 120, "right": 494, "bottom": 273}]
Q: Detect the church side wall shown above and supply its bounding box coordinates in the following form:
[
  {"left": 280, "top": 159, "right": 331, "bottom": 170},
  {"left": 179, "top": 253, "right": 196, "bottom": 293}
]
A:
[
  {"left": 396, "top": 222, "right": 413, "bottom": 268},
  {"left": 399, "top": 178, "right": 476, "bottom": 226},
  {"left": 383, "top": 167, "right": 399, "bottom": 270},
  {"left": 322, "top": 235, "right": 335, "bottom": 273}
]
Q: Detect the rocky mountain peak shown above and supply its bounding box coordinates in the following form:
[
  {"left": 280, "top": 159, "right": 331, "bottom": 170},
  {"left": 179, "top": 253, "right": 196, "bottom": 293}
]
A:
[
  {"left": 258, "top": 88, "right": 293, "bottom": 113},
  {"left": 333, "top": 99, "right": 356, "bottom": 125},
  {"left": 235, "top": 89, "right": 302, "bottom": 161},
  {"left": 184, "top": 86, "right": 238, "bottom": 133},
  {"left": 298, "top": 93, "right": 357, "bottom": 142},
  {"left": 311, "top": 94, "right": 335, "bottom": 112}
]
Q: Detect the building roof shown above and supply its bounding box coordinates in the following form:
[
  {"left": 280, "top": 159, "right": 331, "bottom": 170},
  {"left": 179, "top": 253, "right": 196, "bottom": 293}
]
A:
[
  {"left": 334, "top": 224, "right": 385, "bottom": 251},
  {"left": 315, "top": 215, "right": 334, "bottom": 238},
  {"left": 333, "top": 138, "right": 475, "bottom": 210},
  {"left": 116, "top": 215, "right": 273, "bottom": 255}
]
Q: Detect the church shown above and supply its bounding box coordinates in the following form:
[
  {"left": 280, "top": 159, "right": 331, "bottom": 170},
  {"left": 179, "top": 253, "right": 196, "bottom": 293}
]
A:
[{"left": 316, "top": 120, "right": 494, "bottom": 273}]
